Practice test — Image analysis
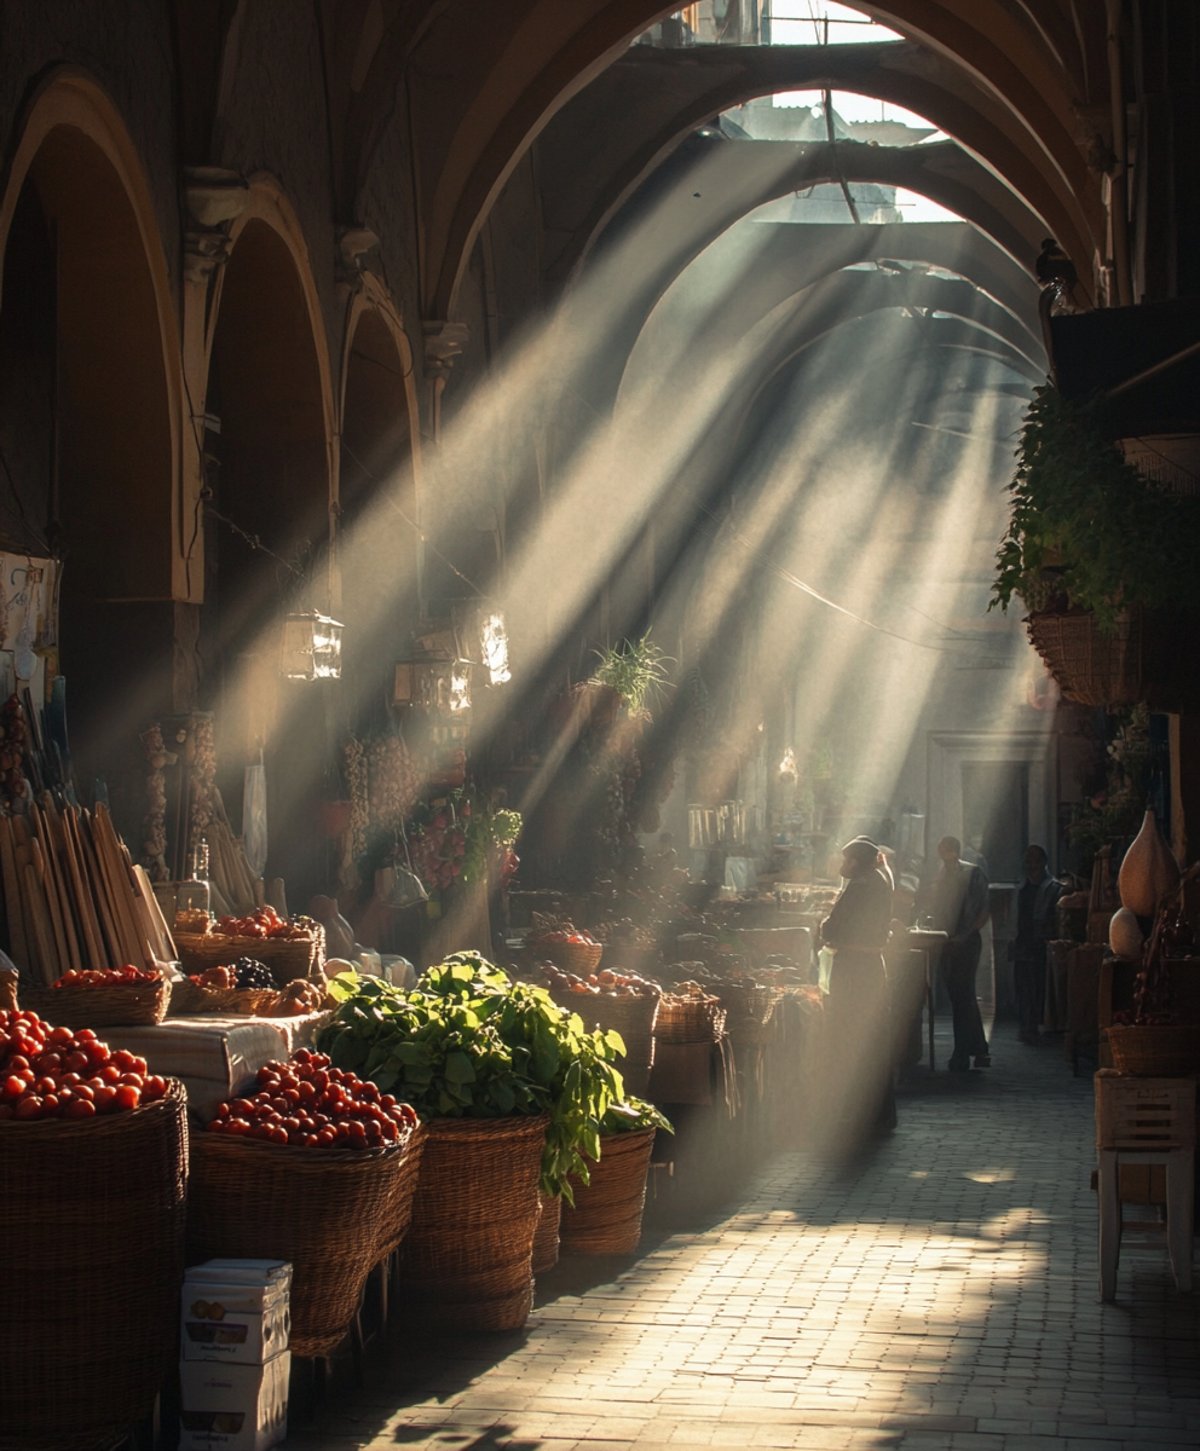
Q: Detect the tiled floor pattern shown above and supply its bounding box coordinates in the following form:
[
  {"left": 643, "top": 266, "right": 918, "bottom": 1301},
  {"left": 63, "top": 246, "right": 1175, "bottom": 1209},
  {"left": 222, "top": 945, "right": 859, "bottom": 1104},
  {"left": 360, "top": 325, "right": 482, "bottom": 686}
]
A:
[{"left": 288, "top": 1029, "right": 1200, "bottom": 1450}]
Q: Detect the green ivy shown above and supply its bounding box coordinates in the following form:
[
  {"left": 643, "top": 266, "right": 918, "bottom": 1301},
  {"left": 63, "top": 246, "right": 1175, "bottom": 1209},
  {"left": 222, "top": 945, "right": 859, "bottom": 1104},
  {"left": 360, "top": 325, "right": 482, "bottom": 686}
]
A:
[{"left": 990, "top": 383, "right": 1200, "bottom": 630}]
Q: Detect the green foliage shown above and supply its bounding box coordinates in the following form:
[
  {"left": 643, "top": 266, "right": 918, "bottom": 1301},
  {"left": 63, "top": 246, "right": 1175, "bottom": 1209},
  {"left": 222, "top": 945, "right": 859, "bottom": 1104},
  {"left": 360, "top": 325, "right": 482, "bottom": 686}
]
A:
[
  {"left": 600, "top": 1096, "right": 673, "bottom": 1135},
  {"left": 589, "top": 635, "right": 673, "bottom": 714},
  {"left": 461, "top": 805, "right": 522, "bottom": 884},
  {"left": 317, "top": 953, "right": 626, "bottom": 1203},
  {"left": 990, "top": 383, "right": 1200, "bottom": 630}
]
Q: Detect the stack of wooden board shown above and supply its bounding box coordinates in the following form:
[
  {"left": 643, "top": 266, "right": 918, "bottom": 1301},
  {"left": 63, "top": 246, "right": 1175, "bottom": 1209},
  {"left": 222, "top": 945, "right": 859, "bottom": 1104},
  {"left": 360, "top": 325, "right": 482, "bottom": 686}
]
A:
[{"left": 0, "top": 796, "right": 177, "bottom": 986}]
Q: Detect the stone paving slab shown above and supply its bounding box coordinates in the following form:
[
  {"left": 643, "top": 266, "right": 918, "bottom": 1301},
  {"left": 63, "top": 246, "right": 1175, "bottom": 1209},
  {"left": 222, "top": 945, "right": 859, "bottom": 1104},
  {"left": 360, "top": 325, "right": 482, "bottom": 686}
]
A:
[{"left": 284, "top": 1026, "right": 1200, "bottom": 1450}]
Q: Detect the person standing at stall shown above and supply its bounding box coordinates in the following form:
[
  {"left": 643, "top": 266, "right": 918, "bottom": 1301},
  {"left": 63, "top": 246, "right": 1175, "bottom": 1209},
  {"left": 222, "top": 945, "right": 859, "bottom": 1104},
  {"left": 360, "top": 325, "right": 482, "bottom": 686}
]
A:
[
  {"left": 819, "top": 837, "right": 897, "bottom": 1148},
  {"left": 932, "top": 835, "right": 991, "bottom": 1071},
  {"left": 1012, "top": 844, "right": 1062, "bottom": 1045}
]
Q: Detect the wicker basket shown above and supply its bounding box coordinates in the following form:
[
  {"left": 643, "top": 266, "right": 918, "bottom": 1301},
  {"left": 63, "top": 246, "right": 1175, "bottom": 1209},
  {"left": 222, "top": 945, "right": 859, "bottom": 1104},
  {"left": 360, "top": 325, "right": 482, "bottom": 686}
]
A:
[
  {"left": 714, "top": 982, "right": 783, "bottom": 1048},
  {"left": 188, "top": 1124, "right": 423, "bottom": 1357},
  {"left": 0, "top": 1080, "right": 188, "bottom": 1451},
  {"left": 31, "top": 976, "right": 172, "bottom": 1028},
  {"left": 555, "top": 990, "right": 659, "bottom": 1096},
  {"left": 560, "top": 1127, "right": 656, "bottom": 1256},
  {"left": 176, "top": 927, "right": 324, "bottom": 984},
  {"left": 655, "top": 993, "right": 726, "bottom": 1045},
  {"left": 529, "top": 937, "right": 603, "bottom": 975},
  {"left": 397, "top": 1113, "right": 548, "bottom": 1332},
  {"left": 1104, "top": 1024, "right": 1200, "bottom": 1078},
  {"left": 532, "top": 1192, "right": 562, "bottom": 1274},
  {"left": 1025, "top": 609, "right": 1146, "bottom": 708},
  {"left": 168, "top": 979, "right": 240, "bottom": 1015}
]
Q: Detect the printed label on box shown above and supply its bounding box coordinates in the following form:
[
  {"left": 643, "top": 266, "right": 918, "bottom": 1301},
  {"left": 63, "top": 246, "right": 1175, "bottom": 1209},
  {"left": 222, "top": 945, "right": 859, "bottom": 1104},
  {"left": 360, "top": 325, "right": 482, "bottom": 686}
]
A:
[{"left": 179, "top": 1352, "right": 289, "bottom": 1451}]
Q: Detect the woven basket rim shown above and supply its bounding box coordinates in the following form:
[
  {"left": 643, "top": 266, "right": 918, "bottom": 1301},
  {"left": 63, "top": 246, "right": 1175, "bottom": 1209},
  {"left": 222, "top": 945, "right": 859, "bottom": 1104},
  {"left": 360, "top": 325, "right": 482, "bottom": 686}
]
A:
[
  {"left": 194, "top": 1120, "right": 423, "bottom": 1164},
  {"left": 0, "top": 1076, "right": 185, "bottom": 1141},
  {"left": 423, "top": 1111, "right": 550, "bottom": 1143}
]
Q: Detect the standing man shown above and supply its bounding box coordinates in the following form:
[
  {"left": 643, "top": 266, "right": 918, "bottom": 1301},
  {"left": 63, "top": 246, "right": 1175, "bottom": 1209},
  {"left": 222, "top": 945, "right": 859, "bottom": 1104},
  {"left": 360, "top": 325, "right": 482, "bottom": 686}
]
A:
[
  {"left": 932, "top": 835, "right": 991, "bottom": 1071},
  {"left": 1012, "top": 844, "right": 1062, "bottom": 1044},
  {"left": 819, "top": 837, "right": 897, "bottom": 1146}
]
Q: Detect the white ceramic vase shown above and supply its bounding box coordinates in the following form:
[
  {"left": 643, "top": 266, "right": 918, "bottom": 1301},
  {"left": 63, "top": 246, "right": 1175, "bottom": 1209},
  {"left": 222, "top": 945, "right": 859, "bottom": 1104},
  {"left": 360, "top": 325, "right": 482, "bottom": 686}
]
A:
[{"left": 1117, "top": 809, "right": 1180, "bottom": 917}]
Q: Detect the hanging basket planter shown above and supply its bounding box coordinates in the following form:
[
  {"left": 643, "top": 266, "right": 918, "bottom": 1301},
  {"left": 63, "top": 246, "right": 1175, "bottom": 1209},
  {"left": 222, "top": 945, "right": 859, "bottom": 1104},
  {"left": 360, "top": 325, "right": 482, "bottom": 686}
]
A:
[{"left": 1024, "top": 607, "right": 1200, "bottom": 712}]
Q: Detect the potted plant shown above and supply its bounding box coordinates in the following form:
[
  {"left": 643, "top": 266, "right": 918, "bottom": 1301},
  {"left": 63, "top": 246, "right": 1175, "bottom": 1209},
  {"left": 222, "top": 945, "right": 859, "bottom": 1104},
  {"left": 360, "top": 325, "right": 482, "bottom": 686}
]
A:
[{"left": 990, "top": 382, "right": 1200, "bottom": 708}]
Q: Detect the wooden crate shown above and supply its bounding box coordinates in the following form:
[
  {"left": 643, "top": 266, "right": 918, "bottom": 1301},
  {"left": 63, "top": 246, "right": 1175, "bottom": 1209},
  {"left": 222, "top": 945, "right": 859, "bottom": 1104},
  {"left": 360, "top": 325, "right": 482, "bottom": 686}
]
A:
[{"left": 1094, "top": 1070, "right": 1196, "bottom": 1150}]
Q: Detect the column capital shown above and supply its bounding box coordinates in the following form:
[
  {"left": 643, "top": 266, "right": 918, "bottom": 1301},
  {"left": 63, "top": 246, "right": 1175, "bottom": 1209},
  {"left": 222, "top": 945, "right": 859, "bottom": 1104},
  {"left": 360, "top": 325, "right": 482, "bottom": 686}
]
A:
[{"left": 422, "top": 320, "right": 471, "bottom": 378}]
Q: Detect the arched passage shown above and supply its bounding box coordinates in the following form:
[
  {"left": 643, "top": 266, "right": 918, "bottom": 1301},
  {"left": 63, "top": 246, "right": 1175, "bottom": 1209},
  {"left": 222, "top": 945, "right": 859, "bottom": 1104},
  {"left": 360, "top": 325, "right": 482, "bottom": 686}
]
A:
[
  {"left": 0, "top": 70, "right": 182, "bottom": 818},
  {"left": 203, "top": 196, "right": 335, "bottom": 909},
  {"left": 338, "top": 296, "right": 422, "bottom": 727}
]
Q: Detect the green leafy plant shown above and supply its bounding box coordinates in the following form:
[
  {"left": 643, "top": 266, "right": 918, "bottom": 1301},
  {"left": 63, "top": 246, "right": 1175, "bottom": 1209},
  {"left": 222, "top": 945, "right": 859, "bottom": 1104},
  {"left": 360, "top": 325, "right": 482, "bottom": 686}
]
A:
[
  {"left": 462, "top": 803, "right": 522, "bottom": 884},
  {"left": 318, "top": 953, "right": 625, "bottom": 1202},
  {"left": 599, "top": 1096, "right": 673, "bottom": 1135},
  {"left": 589, "top": 635, "right": 673, "bottom": 714},
  {"left": 990, "top": 383, "right": 1200, "bottom": 630}
]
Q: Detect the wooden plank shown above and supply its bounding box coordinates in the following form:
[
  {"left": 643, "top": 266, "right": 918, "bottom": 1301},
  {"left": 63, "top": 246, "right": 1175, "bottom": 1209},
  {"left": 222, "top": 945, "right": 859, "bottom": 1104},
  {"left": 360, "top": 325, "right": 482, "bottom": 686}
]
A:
[
  {"left": 0, "top": 815, "right": 30, "bottom": 970},
  {"left": 133, "top": 862, "right": 178, "bottom": 964},
  {"left": 38, "top": 796, "right": 82, "bottom": 970},
  {"left": 21, "top": 861, "right": 56, "bottom": 986},
  {"left": 60, "top": 806, "right": 105, "bottom": 969},
  {"left": 29, "top": 831, "right": 67, "bottom": 979},
  {"left": 92, "top": 806, "right": 146, "bottom": 968},
  {"left": 75, "top": 810, "right": 122, "bottom": 965}
]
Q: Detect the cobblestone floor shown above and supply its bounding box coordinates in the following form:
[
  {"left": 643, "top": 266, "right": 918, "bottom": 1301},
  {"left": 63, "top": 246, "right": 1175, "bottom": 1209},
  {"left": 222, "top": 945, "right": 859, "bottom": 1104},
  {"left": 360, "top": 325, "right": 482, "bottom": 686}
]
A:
[{"left": 286, "top": 1024, "right": 1200, "bottom": 1451}]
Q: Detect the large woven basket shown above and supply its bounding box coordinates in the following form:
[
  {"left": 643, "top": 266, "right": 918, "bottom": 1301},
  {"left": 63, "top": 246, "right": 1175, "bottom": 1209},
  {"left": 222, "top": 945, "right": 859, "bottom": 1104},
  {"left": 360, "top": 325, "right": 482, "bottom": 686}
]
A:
[
  {"left": 188, "top": 1125, "right": 424, "bottom": 1357},
  {"left": 31, "top": 976, "right": 172, "bottom": 1028},
  {"left": 0, "top": 1080, "right": 188, "bottom": 1451},
  {"left": 1025, "top": 609, "right": 1146, "bottom": 708},
  {"left": 176, "top": 927, "right": 324, "bottom": 984},
  {"left": 397, "top": 1113, "right": 549, "bottom": 1332},
  {"left": 560, "top": 1127, "right": 656, "bottom": 1256},
  {"left": 1104, "top": 1024, "right": 1200, "bottom": 1078},
  {"left": 532, "top": 1193, "right": 563, "bottom": 1274},
  {"left": 655, "top": 993, "right": 726, "bottom": 1044},
  {"left": 529, "top": 937, "right": 603, "bottom": 975},
  {"left": 714, "top": 982, "right": 784, "bottom": 1048},
  {"left": 555, "top": 990, "right": 659, "bottom": 1096}
]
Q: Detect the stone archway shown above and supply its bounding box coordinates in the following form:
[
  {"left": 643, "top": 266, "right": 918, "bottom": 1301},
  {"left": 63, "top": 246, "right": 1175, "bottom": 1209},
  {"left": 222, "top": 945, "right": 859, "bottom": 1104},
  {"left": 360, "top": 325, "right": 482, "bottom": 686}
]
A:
[
  {"left": 337, "top": 294, "right": 423, "bottom": 726},
  {"left": 0, "top": 69, "right": 183, "bottom": 822},
  {"left": 202, "top": 188, "right": 336, "bottom": 910}
]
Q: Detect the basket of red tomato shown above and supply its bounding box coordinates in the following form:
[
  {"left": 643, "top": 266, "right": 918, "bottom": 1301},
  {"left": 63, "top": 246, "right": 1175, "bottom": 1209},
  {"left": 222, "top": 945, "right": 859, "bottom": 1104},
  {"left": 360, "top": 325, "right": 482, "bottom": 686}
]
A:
[
  {"left": 188, "top": 1048, "right": 425, "bottom": 1357},
  {"left": 34, "top": 963, "right": 172, "bottom": 1027},
  {"left": 176, "top": 905, "right": 325, "bottom": 984},
  {"left": 0, "top": 976, "right": 187, "bottom": 1451}
]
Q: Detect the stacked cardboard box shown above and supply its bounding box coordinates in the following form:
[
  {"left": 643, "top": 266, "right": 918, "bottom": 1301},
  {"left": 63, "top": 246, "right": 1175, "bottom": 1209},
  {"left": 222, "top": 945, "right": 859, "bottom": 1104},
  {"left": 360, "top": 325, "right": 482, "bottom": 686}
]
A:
[{"left": 179, "top": 1260, "right": 292, "bottom": 1451}]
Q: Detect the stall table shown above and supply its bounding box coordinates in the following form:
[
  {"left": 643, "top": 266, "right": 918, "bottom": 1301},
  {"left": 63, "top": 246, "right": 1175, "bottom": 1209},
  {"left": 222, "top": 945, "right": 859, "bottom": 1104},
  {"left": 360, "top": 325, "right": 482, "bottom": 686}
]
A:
[{"left": 904, "top": 928, "right": 946, "bottom": 1071}]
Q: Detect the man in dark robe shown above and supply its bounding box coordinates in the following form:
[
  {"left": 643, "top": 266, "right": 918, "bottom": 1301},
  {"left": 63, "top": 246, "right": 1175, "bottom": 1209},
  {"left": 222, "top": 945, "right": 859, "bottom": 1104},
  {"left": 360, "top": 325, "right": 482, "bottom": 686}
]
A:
[
  {"left": 931, "top": 835, "right": 991, "bottom": 1071},
  {"left": 1013, "top": 844, "right": 1062, "bottom": 1044},
  {"left": 819, "top": 837, "right": 897, "bottom": 1148}
]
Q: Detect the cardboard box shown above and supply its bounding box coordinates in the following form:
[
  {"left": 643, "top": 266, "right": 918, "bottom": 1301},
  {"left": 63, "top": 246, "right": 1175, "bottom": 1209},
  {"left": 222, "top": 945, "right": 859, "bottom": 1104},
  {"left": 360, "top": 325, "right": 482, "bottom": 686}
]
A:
[
  {"left": 182, "top": 1260, "right": 292, "bottom": 1363},
  {"left": 179, "top": 1352, "right": 290, "bottom": 1451},
  {"left": 186, "top": 1259, "right": 293, "bottom": 1290}
]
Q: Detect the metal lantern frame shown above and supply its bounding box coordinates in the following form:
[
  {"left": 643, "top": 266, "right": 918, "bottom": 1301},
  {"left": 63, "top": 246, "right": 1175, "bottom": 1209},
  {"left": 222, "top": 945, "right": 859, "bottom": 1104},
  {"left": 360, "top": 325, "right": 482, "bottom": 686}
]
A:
[{"left": 281, "top": 609, "right": 344, "bottom": 681}]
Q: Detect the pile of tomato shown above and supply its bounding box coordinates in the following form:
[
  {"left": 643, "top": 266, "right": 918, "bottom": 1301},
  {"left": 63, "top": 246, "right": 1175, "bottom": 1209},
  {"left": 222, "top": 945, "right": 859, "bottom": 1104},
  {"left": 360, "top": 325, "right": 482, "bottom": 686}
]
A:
[
  {"left": 204, "top": 1048, "right": 418, "bottom": 1149},
  {"left": 0, "top": 1007, "right": 169, "bottom": 1120},
  {"left": 53, "top": 965, "right": 162, "bottom": 988},
  {"left": 215, "top": 906, "right": 312, "bottom": 941}
]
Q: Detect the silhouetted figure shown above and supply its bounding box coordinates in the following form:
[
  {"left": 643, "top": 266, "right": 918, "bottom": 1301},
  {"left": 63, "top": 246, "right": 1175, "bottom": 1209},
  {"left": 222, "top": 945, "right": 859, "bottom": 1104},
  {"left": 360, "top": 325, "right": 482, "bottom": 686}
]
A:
[
  {"left": 1012, "top": 844, "right": 1062, "bottom": 1044},
  {"left": 931, "top": 835, "right": 991, "bottom": 1071},
  {"left": 819, "top": 837, "right": 898, "bottom": 1148}
]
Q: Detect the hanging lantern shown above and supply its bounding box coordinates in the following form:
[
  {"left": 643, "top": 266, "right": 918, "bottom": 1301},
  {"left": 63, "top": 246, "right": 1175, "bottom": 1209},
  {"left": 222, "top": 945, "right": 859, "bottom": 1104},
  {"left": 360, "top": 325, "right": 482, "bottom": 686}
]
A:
[
  {"left": 480, "top": 610, "right": 511, "bottom": 686},
  {"left": 393, "top": 653, "right": 473, "bottom": 713},
  {"left": 281, "top": 610, "right": 343, "bottom": 681}
]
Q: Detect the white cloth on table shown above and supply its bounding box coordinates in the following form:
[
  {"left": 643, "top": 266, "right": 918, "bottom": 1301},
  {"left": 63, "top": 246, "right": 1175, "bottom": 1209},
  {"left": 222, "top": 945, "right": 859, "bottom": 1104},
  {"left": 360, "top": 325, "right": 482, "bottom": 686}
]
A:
[{"left": 104, "top": 1011, "right": 330, "bottom": 1122}]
